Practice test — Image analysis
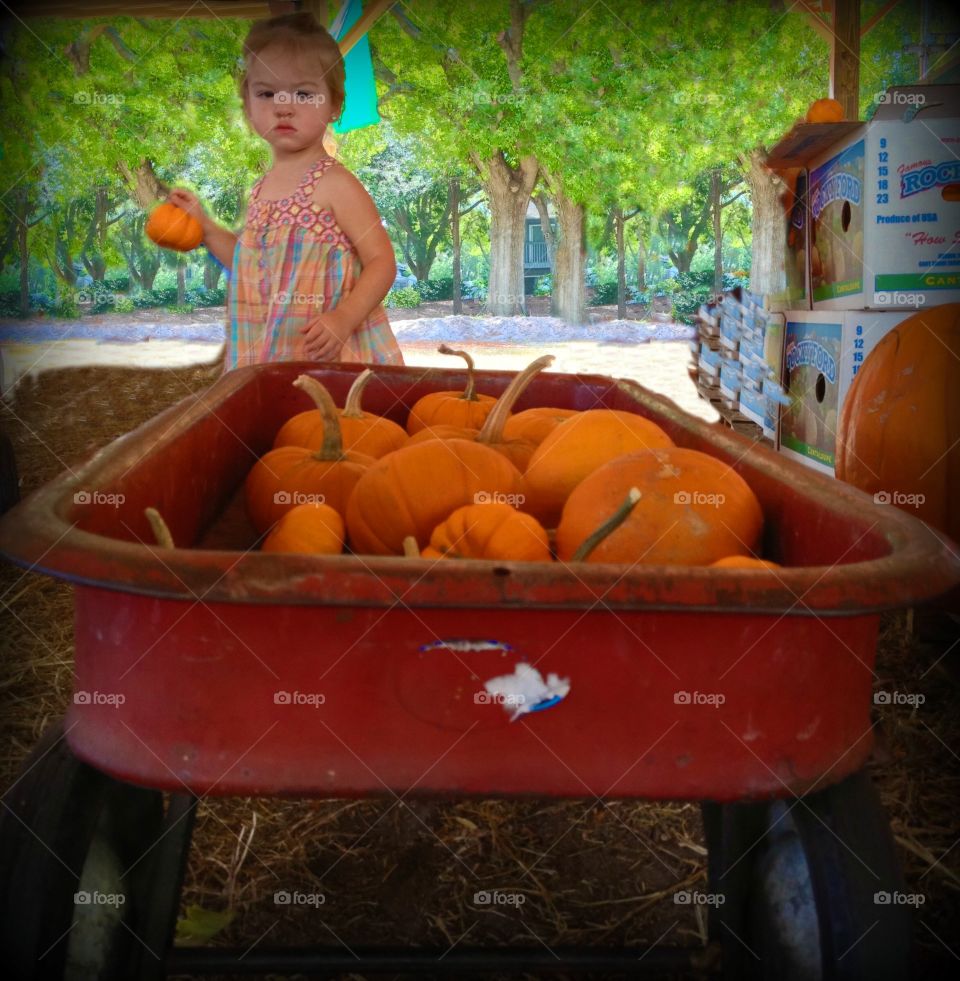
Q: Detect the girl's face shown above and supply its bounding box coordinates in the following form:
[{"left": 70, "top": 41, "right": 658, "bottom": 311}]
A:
[{"left": 244, "top": 45, "right": 337, "bottom": 157}]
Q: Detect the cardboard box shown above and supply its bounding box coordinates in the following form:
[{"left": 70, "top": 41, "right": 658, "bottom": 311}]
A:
[
  {"left": 765, "top": 167, "right": 811, "bottom": 312},
  {"left": 719, "top": 360, "right": 741, "bottom": 400},
  {"left": 808, "top": 85, "right": 960, "bottom": 310},
  {"left": 699, "top": 344, "right": 722, "bottom": 378},
  {"left": 778, "top": 309, "right": 914, "bottom": 475}
]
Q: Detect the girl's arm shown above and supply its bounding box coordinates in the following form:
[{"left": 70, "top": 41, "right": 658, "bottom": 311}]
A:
[
  {"left": 200, "top": 222, "right": 239, "bottom": 271},
  {"left": 299, "top": 168, "right": 396, "bottom": 360}
]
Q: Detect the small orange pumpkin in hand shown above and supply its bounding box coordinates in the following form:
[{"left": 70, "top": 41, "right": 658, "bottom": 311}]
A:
[{"left": 146, "top": 202, "right": 203, "bottom": 252}]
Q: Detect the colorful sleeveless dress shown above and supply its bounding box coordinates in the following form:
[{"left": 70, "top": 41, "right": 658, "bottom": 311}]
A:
[{"left": 224, "top": 156, "right": 404, "bottom": 372}]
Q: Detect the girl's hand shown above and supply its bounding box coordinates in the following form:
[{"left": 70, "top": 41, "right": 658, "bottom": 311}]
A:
[
  {"left": 167, "top": 188, "right": 209, "bottom": 231},
  {"left": 300, "top": 312, "right": 353, "bottom": 362}
]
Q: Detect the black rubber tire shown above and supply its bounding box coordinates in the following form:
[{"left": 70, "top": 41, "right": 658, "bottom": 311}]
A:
[
  {"left": 0, "top": 723, "right": 165, "bottom": 980},
  {"left": 702, "top": 768, "right": 911, "bottom": 981}
]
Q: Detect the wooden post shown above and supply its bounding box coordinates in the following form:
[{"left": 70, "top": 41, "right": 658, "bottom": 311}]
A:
[{"left": 830, "top": 0, "right": 860, "bottom": 120}]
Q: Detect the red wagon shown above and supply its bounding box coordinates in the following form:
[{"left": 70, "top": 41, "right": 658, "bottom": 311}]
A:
[{"left": 2, "top": 361, "right": 957, "bottom": 979}]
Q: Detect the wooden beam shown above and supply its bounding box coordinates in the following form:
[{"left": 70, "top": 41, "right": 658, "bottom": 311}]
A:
[
  {"left": 21, "top": 1, "right": 277, "bottom": 17},
  {"left": 861, "top": 0, "right": 902, "bottom": 37},
  {"left": 338, "top": 0, "right": 394, "bottom": 55},
  {"left": 829, "top": 0, "right": 860, "bottom": 120},
  {"left": 924, "top": 45, "right": 960, "bottom": 82},
  {"left": 792, "top": 0, "right": 833, "bottom": 44}
]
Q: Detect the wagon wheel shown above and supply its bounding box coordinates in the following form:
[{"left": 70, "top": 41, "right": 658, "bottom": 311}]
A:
[
  {"left": 702, "top": 768, "right": 911, "bottom": 981},
  {"left": 0, "top": 425, "right": 19, "bottom": 514},
  {"left": 0, "top": 721, "right": 196, "bottom": 980}
]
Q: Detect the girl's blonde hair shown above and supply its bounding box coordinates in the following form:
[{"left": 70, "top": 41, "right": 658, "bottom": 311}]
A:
[{"left": 238, "top": 12, "right": 345, "bottom": 118}]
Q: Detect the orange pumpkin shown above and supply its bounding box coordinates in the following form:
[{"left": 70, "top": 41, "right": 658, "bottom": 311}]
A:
[
  {"left": 502, "top": 407, "right": 579, "bottom": 446},
  {"left": 406, "top": 344, "right": 496, "bottom": 434},
  {"left": 524, "top": 409, "right": 674, "bottom": 527},
  {"left": 245, "top": 375, "right": 374, "bottom": 533},
  {"left": 835, "top": 303, "right": 960, "bottom": 544},
  {"left": 805, "top": 98, "right": 844, "bottom": 123},
  {"left": 274, "top": 370, "right": 407, "bottom": 458},
  {"left": 556, "top": 447, "right": 763, "bottom": 565},
  {"left": 422, "top": 502, "right": 551, "bottom": 562},
  {"left": 405, "top": 355, "right": 556, "bottom": 471},
  {"left": 710, "top": 556, "right": 780, "bottom": 570},
  {"left": 146, "top": 202, "right": 203, "bottom": 252},
  {"left": 345, "top": 439, "right": 525, "bottom": 555},
  {"left": 262, "top": 501, "right": 344, "bottom": 554}
]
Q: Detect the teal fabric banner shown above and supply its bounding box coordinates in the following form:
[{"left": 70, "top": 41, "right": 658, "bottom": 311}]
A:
[{"left": 330, "top": 0, "right": 381, "bottom": 133}]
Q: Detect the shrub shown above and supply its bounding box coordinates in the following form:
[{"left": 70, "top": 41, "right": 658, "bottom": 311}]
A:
[
  {"left": 167, "top": 303, "right": 196, "bottom": 314},
  {"left": 385, "top": 286, "right": 421, "bottom": 308},
  {"left": 588, "top": 281, "right": 619, "bottom": 306},
  {"left": 414, "top": 277, "right": 453, "bottom": 302},
  {"left": 185, "top": 286, "right": 226, "bottom": 307},
  {"left": 113, "top": 296, "right": 135, "bottom": 314},
  {"left": 532, "top": 275, "right": 552, "bottom": 297},
  {"left": 103, "top": 274, "right": 131, "bottom": 293},
  {"left": 53, "top": 295, "right": 81, "bottom": 318}
]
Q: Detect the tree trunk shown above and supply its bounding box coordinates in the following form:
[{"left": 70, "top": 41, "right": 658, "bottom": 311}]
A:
[
  {"left": 673, "top": 248, "right": 694, "bottom": 275},
  {"left": 116, "top": 158, "right": 168, "bottom": 210},
  {"left": 203, "top": 253, "right": 223, "bottom": 291},
  {"left": 746, "top": 150, "right": 785, "bottom": 299},
  {"left": 711, "top": 168, "right": 723, "bottom": 294},
  {"left": 176, "top": 256, "right": 186, "bottom": 305},
  {"left": 551, "top": 189, "right": 586, "bottom": 326},
  {"left": 474, "top": 151, "right": 537, "bottom": 316},
  {"left": 614, "top": 207, "right": 626, "bottom": 318},
  {"left": 16, "top": 190, "right": 29, "bottom": 317},
  {"left": 449, "top": 177, "right": 462, "bottom": 315},
  {"left": 637, "top": 231, "right": 646, "bottom": 291}
]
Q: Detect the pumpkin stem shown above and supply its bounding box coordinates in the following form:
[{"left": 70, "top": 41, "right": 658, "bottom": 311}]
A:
[
  {"left": 145, "top": 506, "right": 175, "bottom": 548},
  {"left": 438, "top": 343, "right": 478, "bottom": 401},
  {"left": 477, "top": 355, "right": 555, "bottom": 445},
  {"left": 571, "top": 488, "right": 642, "bottom": 562},
  {"left": 293, "top": 375, "right": 344, "bottom": 460},
  {"left": 343, "top": 368, "right": 373, "bottom": 419},
  {"left": 402, "top": 535, "right": 420, "bottom": 558}
]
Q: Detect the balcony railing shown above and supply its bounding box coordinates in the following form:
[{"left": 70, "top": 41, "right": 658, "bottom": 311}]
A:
[{"left": 524, "top": 241, "right": 550, "bottom": 268}]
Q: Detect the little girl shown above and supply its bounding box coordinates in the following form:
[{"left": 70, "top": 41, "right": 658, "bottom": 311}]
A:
[{"left": 169, "top": 12, "right": 404, "bottom": 370}]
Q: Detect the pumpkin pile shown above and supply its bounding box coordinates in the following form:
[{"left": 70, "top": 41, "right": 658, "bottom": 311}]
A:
[{"left": 233, "top": 347, "right": 773, "bottom": 568}]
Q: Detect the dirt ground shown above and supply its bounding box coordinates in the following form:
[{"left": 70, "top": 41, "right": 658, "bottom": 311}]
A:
[{"left": 0, "top": 361, "right": 958, "bottom": 979}]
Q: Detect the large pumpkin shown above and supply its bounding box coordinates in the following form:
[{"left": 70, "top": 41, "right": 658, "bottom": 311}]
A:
[
  {"left": 406, "top": 345, "right": 496, "bottom": 434},
  {"left": 556, "top": 447, "right": 763, "bottom": 565},
  {"left": 502, "top": 406, "right": 579, "bottom": 446},
  {"left": 835, "top": 303, "right": 960, "bottom": 543},
  {"left": 524, "top": 409, "right": 674, "bottom": 527},
  {"left": 146, "top": 202, "right": 203, "bottom": 252},
  {"left": 245, "top": 376, "right": 373, "bottom": 533},
  {"left": 274, "top": 370, "right": 407, "bottom": 458},
  {"left": 345, "top": 439, "right": 525, "bottom": 555}
]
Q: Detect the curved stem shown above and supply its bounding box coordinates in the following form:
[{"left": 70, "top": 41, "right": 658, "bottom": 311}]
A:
[
  {"left": 293, "top": 374, "right": 344, "bottom": 460},
  {"left": 437, "top": 343, "right": 477, "bottom": 401},
  {"left": 478, "top": 354, "right": 555, "bottom": 445},
  {"left": 145, "top": 506, "right": 175, "bottom": 548},
  {"left": 343, "top": 368, "right": 373, "bottom": 418},
  {"left": 571, "top": 488, "right": 642, "bottom": 562},
  {"left": 402, "top": 535, "right": 420, "bottom": 558}
]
